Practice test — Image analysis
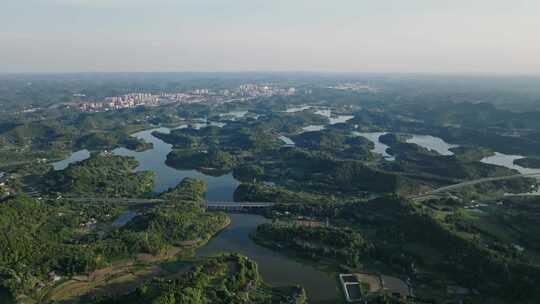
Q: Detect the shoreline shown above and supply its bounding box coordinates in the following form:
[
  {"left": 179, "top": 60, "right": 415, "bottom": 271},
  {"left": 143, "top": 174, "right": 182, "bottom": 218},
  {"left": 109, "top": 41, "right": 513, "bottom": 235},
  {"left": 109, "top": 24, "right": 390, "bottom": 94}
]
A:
[{"left": 42, "top": 213, "right": 231, "bottom": 303}]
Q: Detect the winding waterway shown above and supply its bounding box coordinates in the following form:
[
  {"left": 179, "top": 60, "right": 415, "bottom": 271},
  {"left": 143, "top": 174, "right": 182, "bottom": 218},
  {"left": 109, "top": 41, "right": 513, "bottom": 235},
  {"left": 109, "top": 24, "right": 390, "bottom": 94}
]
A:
[
  {"left": 405, "top": 134, "right": 458, "bottom": 156},
  {"left": 50, "top": 126, "right": 341, "bottom": 301},
  {"left": 352, "top": 132, "right": 395, "bottom": 161},
  {"left": 197, "top": 213, "right": 340, "bottom": 303},
  {"left": 112, "top": 127, "right": 240, "bottom": 201},
  {"left": 480, "top": 152, "right": 540, "bottom": 175},
  {"left": 52, "top": 149, "right": 90, "bottom": 171}
]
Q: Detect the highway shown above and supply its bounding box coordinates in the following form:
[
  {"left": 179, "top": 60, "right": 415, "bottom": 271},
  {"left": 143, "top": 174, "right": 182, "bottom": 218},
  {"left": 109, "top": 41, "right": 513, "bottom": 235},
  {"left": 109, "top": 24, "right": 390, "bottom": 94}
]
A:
[
  {"left": 64, "top": 197, "right": 276, "bottom": 208},
  {"left": 66, "top": 197, "right": 166, "bottom": 204},
  {"left": 409, "top": 172, "right": 540, "bottom": 200},
  {"left": 35, "top": 173, "right": 540, "bottom": 205}
]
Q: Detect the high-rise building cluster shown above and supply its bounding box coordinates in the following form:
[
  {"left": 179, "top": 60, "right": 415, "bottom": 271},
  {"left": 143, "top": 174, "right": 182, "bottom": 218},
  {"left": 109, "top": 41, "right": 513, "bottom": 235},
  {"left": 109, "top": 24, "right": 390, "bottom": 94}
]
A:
[{"left": 79, "top": 84, "right": 297, "bottom": 112}]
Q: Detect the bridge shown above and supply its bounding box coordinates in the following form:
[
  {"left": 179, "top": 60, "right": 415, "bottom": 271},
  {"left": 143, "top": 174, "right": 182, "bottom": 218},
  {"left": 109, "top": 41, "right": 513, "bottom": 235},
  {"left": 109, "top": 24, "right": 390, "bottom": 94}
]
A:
[
  {"left": 204, "top": 201, "right": 276, "bottom": 210},
  {"left": 409, "top": 172, "right": 540, "bottom": 201},
  {"left": 61, "top": 197, "right": 277, "bottom": 210},
  {"left": 67, "top": 197, "right": 166, "bottom": 204}
]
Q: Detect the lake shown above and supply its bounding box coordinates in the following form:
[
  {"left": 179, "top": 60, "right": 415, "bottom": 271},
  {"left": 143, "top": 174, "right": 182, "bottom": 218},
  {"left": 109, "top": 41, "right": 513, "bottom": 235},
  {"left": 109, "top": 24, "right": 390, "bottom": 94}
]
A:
[
  {"left": 112, "top": 210, "right": 139, "bottom": 227},
  {"left": 50, "top": 126, "right": 239, "bottom": 201},
  {"left": 401, "top": 134, "right": 540, "bottom": 175},
  {"left": 301, "top": 125, "right": 326, "bottom": 132},
  {"left": 480, "top": 152, "right": 540, "bottom": 175},
  {"left": 405, "top": 134, "right": 458, "bottom": 156},
  {"left": 353, "top": 132, "right": 395, "bottom": 161},
  {"left": 315, "top": 109, "right": 354, "bottom": 125},
  {"left": 278, "top": 135, "right": 295, "bottom": 146},
  {"left": 112, "top": 127, "right": 240, "bottom": 201},
  {"left": 220, "top": 110, "right": 248, "bottom": 119},
  {"left": 52, "top": 149, "right": 90, "bottom": 171},
  {"left": 284, "top": 105, "right": 313, "bottom": 113},
  {"left": 49, "top": 127, "right": 342, "bottom": 301},
  {"left": 196, "top": 213, "right": 340, "bottom": 303}
]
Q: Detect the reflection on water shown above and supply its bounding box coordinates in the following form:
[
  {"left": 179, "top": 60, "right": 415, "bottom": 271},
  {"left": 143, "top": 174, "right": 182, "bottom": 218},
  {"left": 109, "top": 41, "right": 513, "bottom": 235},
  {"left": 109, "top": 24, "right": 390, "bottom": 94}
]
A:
[
  {"left": 480, "top": 152, "right": 540, "bottom": 175},
  {"left": 220, "top": 110, "right": 248, "bottom": 119},
  {"left": 284, "top": 105, "right": 312, "bottom": 113},
  {"left": 329, "top": 115, "right": 354, "bottom": 125},
  {"left": 315, "top": 109, "right": 354, "bottom": 124},
  {"left": 278, "top": 135, "right": 295, "bottom": 146},
  {"left": 197, "top": 213, "right": 340, "bottom": 303},
  {"left": 301, "top": 125, "right": 325, "bottom": 132},
  {"left": 353, "top": 132, "right": 395, "bottom": 161},
  {"left": 113, "top": 127, "right": 240, "bottom": 201},
  {"left": 406, "top": 135, "right": 458, "bottom": 156},
  {"left": 112, "top": 210, "right": 138, "bottom": 227},
  {"left": 52, "top": 149, "right": 90, "bottom": 170}
]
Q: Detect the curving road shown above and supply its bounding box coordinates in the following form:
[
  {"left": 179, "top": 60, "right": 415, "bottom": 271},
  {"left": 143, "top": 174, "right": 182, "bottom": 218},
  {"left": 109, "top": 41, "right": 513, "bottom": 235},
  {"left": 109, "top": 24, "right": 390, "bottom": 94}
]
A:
[
  {"left": 409, "top": 173, "right": 540, "bottom": 200},
  {"left": 64, "top": 197, "right": 276, "bottom": 208}
]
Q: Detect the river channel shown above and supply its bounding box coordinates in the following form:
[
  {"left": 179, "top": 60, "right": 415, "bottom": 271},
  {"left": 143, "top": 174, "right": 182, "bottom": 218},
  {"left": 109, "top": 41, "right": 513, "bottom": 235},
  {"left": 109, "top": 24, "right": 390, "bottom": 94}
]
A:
[
  {"left": 52, "top": 125, "right": 341, "bottom": 302},
  {"left": 197, "top": 213, "right": 340, "bottom": 303}
]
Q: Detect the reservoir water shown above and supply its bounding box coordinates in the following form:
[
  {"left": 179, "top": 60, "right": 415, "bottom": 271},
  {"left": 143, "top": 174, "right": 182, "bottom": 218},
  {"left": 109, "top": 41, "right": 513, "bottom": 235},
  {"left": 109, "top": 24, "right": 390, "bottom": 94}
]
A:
[
  {"left": 278, "top": 135, "right": 295, "bottom": 146},
  {"left": 480, "top": 152, "right": 540, "bottom": 175},
  {"left": 112, "top": 210, "right": 139, "bottom": 227},
  {"left": 400, "top": 134, "right": 540, "bottom": 176},
  {"left": 112, "top": 127, "right": 240, "bottom": 201},
  {"left": 301, "top": 125, "right": 326, "bottom": 132},
  {"left": 49, "top": 127, "right": 340, "bottom": 301},
  {"left": 220, "top": 110, "right": 248, "bottom": 119},
  {"left": 314, "top": 109, "right": 354, "bottom": 125},
  {"left": 284, "top": 105, "right": 312, "bottom": 113},
  {"left": 353, "top": 132, "right": 395, "bottom": 161},
  {"left": 52, "top": 149, "right": 90, "bottom": 171},
  {"left": 197, "top": 213, "right": 340, "bottom": 304},
  {"left": 50, "top": 126, "right": 239, "bottom": 201},
  {"left": 405, "top": 134, "right": 458, "bottom": 156}
]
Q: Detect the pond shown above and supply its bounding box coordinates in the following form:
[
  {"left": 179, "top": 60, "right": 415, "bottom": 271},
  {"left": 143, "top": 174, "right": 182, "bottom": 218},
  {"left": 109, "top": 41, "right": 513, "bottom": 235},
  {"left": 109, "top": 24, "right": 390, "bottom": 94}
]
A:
[
  {"left": 52, "top": 149, "right": 90, "bottom": 171},
  {"left": 405, "top": 134, "right": 458, "bottom": 156},
  {"left": 352, "top": 132, "right": 395, "bottom": 161},
  {"left": 196, "top": 213, "right": 340, "bottom": 304}
]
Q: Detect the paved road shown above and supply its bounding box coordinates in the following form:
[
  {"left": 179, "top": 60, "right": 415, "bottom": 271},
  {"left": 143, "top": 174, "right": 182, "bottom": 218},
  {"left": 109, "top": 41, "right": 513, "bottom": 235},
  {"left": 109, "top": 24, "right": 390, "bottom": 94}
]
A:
[
  {"left": 66, "top": 197, "right": 166, "bottom": 204},
  {"left": 40, "top": 173, "right": 540, "bottom": 205},
  {"left": 409, "top": 173, "right": 540, "bottom": 200},
  {"left": 205, "top": 201, "right": 276, "bottom": 209},
  {"left": 64, "top": 197, "right": 276, "bottom": 207}
]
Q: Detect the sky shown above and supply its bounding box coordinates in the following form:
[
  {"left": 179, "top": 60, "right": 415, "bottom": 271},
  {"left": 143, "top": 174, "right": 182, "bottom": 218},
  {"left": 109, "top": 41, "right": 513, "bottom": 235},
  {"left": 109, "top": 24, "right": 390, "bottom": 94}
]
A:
[{"left": 1, "top": 0, "right": 539, "bottom": 74}]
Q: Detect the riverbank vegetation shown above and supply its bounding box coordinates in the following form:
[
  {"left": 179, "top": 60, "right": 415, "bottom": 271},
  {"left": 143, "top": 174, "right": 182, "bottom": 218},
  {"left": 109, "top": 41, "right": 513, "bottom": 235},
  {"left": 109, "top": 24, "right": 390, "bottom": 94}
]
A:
[
  {"left": 45, "top": 153, "right": 155, "bottom": 198},
  {"left": 0, "top": 177, "right": 230, "bottom": 303},
  {"left": 92, "top": 254, "right": 307, "bottom": 304},
  {"left": 3, "top": 74, "right": 540, "bottom": 303},
  {"left": 261, "top": 195, "right": 540, "bottom": 303},
  {"left": 254, "top": 224, "right": 365, "bottom": 267}
]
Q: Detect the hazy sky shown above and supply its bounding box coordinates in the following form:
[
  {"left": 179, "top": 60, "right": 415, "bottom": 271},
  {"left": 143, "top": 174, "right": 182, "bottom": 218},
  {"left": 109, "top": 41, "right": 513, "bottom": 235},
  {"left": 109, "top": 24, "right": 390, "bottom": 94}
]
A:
[{"left": 1, "top": 0, "right": 539, "bottom": 74}]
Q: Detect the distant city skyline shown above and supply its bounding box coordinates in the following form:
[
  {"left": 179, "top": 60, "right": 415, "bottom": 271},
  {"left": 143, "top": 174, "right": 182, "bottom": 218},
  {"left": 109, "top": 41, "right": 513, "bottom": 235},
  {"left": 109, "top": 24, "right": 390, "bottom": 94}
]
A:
[{"left": 1, "top": 0, "right": 539, "bottom": 74}]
